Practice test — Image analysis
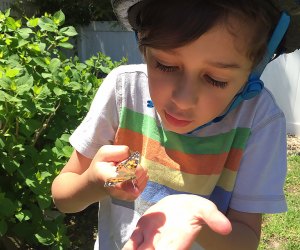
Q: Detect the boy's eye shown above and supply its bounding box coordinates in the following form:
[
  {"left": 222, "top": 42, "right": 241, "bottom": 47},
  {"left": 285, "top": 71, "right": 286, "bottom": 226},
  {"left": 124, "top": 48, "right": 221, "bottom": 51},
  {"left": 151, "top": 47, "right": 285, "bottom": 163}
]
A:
[
  {"left": 204, "top": 75, "right": 228, "bottom": 89},
  {"left": 155, "top": 61, "right": 178, "bottom": 72}
]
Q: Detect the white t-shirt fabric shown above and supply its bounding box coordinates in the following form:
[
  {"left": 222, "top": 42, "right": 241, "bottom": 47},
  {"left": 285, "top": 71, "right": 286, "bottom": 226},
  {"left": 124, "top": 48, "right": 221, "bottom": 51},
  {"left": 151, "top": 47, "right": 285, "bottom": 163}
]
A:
[{"left": 69, "top": 64, "right": 287, "bottom": 249}]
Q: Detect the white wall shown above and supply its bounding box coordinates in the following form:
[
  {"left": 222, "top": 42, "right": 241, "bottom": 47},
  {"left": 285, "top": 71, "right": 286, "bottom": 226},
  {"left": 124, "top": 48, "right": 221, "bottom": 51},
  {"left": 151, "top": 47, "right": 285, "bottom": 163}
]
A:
[
  {"left": 262, "top": 50, "right": 300, "bottom": 136},
  {"left": 77, "top": 21, "right": 143, "bottom": 64},
  {"left": 78, "top": 22, "right": 300, "bottom": 136}
]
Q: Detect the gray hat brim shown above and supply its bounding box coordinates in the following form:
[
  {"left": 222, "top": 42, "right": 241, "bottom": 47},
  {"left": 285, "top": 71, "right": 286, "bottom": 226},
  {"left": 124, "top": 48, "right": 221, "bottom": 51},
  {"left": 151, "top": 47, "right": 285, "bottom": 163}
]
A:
[{"left": 112, "top": 0, "right": 300, "bottom": 53}]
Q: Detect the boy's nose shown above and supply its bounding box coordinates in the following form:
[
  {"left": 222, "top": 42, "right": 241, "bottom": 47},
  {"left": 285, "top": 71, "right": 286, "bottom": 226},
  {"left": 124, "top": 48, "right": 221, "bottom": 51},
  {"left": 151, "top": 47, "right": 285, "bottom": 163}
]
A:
[{"left": 171, "top": 75, "right": 198, "bottom": 109}]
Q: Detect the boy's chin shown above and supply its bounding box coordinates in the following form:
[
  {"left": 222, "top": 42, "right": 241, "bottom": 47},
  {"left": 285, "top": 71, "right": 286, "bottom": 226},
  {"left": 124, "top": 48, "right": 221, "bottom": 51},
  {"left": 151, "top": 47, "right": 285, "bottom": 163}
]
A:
[{"left": 162, "top": 123, "right": 196, "bottom": 135}]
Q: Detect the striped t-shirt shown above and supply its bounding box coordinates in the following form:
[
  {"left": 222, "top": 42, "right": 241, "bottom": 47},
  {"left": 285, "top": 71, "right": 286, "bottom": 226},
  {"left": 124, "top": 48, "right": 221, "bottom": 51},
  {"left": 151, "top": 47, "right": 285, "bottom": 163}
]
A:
[{"left": 70, "top": 64, "right": 287, "bottom": 250}]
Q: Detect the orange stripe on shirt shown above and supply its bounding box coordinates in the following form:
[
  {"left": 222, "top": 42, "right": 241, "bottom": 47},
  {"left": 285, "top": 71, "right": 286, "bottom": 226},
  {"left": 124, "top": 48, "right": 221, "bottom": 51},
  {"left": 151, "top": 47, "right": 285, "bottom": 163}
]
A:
[{"left": 114, "top": 128, "right": 243, "bottom": 175}]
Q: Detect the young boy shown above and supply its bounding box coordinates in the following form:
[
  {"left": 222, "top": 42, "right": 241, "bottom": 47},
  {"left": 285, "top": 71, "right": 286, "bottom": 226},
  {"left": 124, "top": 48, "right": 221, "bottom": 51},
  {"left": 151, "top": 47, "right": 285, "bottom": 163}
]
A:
[{"left": 51, "top": 0, "right": 300, "bottom": 249}]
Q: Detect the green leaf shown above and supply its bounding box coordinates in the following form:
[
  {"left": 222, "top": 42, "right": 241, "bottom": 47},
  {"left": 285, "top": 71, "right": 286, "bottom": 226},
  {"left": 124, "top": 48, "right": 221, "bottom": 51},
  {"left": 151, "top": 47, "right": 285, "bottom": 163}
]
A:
[
  {"left": 37, "top": 103, "right": 55, "bottom": 113},
  {"left": 27, "top": 17, "right": 39, "bottom": 27},
  {"left": 33, "top": 85, "right": 43, "bottom": 95},
  {"left": 49, "top": 58, "right": 61, "bottom": 73},
  {"left": 60, "top": 134, "right": 70, "bottom": 142},
  {"left": 39, "top": 171, "right": 52, "bottom": 181},
  {"left": 10, "top": 81, "right": 17, "bottom": 91},
  {"left": 33, "top": 57, "right": 48, "bottom": 68},
  {"left": 55, "top": 139, "right": 64, "bottom": 149},
  {"left": 39, "top": 42, "right": 46, "bottom": 53},
  {"left": 0, "top": 12, "right": 6, "bottom": 22},
  {"left": 15, "top": 210, "right": 32, "bottom": 222},
  {"left": 41, "top": 73, "right": 52, "bottom": 79},
  {"left": 58, "top": 42, "right": 73, "bottom": 49},
  {"left": 28, "top": 43, "right": 41, "bottom": 52},
  {"left": 5, "top": 38, "right": 12, "bottom": 45},
  {"left": 35, "top": 85, "right": 51, "bottom": 100},
  {"left": 5, "top": 17, "right": 17, "bottom": 30},
  {"left": 0, "top": 90, "right": 21, "bottom": 103},
  {"left": 35, "top": 228, "right": 54, "bottom": 245},
  {"left": 6, "top": 68, "right": 20, "bottom": 78},
  {"left": 100, "top": 65, "right": 112, "bottom": 74},
  {"left": 37, "top": 195, "right": 51, "bottom": 210},
  {"left": 15, "top": 74, "right": 34, "bottom": 94},
  {"left": 68, "top": 81, "right": 81, "bottom": 91},
  {"left": 0, "top": 77, "right": 11, "bottom": 90},
  {"left": 0, "top": 197, "right": 16, "bottom": 217},
  {"left": 53, "top": 87, "right": 66, "bottom": 96},
  {"left": 25, "top": 178, "right": 36, "bottom": 188},
  {"left": 38, "top": 17, "right": 57, "bottom": 32},
  {"left": 59, "top": 26, "right": 77, "bottom": 37},
  {"left": 62, "top": 146, "right": 73, "bottom": 157},
  {"left": 0, "top": 219, "right": 7, "bottom": 237},
  {"left": 53, "top": 10, "right": 65, "bottom": 26},
  {"left": 19, "top": 119, "right": 41, "bottom": 137},
  {"left": 17, "top": 39, "right": 29, "bottom": 48},
  {"left": 0, "top": 137, "right": 4, "bottom": 149},
  {"left": 17, "top": 28, "right": 33, "bottom": 39}
]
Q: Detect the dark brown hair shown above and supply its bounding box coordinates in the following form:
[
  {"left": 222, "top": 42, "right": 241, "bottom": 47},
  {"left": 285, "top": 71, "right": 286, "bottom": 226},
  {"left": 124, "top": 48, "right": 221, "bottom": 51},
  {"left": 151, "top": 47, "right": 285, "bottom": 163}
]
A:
[{"left": 131, "top": 0, "right": 280, "bottom": 66}]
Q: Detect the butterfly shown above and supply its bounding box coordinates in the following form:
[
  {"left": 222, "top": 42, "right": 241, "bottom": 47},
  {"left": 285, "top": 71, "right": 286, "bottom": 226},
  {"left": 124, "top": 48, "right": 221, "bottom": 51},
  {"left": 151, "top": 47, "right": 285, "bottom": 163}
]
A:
[{"left": 104, "top": 151, "right": 140, "bottom": 187}]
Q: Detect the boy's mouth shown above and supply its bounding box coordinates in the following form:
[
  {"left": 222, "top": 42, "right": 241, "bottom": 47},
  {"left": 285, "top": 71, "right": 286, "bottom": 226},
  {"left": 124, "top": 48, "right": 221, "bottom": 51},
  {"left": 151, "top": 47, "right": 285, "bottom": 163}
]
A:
[{"left": 164, "top": 111, "right": 192, "bottom": 127}]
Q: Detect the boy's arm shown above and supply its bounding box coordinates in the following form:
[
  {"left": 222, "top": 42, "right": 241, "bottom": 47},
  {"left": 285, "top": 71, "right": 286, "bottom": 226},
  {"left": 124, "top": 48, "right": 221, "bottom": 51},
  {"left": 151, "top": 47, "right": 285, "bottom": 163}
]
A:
[
  {"left": 51, "top": 149, "right": 104, "bottom": 213},
  {"left": 51, "top": 145, "right": 148, "bottom": 213},
  {"left": 197, "top": 208, "right": 262, "bottom": 250}
]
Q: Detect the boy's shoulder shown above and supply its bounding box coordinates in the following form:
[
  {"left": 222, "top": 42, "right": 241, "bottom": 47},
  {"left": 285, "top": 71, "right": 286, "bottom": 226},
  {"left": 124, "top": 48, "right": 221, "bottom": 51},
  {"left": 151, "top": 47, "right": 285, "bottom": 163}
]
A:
[
  {"left": 238, "top": 86, "right": 285, "bottom": 132},
  {"left": 110, "top": 64, "right": 148, "bottom": 77},
  {"left": 253, "top": 87, "right": 284, "bottom": 116}
]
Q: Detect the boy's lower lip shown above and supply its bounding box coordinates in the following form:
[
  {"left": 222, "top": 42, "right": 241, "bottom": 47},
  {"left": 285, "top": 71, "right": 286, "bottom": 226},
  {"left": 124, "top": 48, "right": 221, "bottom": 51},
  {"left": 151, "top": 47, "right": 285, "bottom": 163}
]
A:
[{"left": 164, "top": 111, "right": 192, "bottom": 127}]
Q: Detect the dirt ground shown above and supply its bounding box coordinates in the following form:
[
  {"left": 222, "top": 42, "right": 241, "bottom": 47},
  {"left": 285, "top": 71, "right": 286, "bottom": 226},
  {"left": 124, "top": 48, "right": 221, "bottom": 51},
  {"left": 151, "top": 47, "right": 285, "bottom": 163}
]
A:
[
  {"left": 67, "top": 135, "right": 300, "bottom": 249},
  {"left": 287, "top": 134, "right": 300, "bottom": 156},
  {"left": 65, "top": 202, "right": 98, "bottom": 249}
]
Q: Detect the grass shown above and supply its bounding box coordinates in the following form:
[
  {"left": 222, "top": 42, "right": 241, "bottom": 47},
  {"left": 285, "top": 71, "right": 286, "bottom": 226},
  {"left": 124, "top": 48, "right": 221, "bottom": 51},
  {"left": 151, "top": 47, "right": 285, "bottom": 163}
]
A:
[{"left": 258, "top": 155, "right": 300, "bottom": 249}]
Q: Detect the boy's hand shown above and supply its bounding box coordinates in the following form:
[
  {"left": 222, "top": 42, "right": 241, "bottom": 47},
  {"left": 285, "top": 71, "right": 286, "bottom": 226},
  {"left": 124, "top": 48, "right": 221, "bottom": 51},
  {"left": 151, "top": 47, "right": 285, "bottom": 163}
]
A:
[
  {"left": 87, "top": 145, "right": 148, "bottom": 201},
  {"left": 123, "top": 194, "right": 232, "bottom": 250}
]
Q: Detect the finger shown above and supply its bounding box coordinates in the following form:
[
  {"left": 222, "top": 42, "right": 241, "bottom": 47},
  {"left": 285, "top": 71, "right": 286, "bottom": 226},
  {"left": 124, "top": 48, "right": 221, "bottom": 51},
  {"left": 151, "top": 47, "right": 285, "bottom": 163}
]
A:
[
  {"left": 95, "top": 161, "right": 116, "bottom": 174},
  {"left": 197, "top": 201, "right": 232, "bottom": 235},
  {"left": 94, "top": 145, "right": 130, "bottom": 163},
  {"left": 136, "top": 171, "right": 148, "bottom": 193},
  {"left": 135, "top": 165, "right": 148, "bottom": 179},
  {"left": 119, "top": 166, "right": 148, "bottom": 195},
  {"left": 122, "top": 227, "right": 144, "bottom": 250},
  {"left": 135, "top": 166, "right": 148, "bottom": 183}
]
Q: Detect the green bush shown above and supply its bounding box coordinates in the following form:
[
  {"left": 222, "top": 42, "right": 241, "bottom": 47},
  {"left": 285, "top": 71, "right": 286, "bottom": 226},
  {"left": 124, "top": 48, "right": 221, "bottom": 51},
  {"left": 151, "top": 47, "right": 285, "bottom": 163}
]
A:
[{"left": 0, "top": 9, "right": 125, "bottom": 249}]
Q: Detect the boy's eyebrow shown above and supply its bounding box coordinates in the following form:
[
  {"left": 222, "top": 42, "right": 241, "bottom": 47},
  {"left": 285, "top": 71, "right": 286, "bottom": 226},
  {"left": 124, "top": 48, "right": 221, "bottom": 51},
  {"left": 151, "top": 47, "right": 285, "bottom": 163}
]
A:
[
  {"left": 161, "top": 50, "right": 242, "bottom": 69},
  {"left": 207, "top": 61, "right": 242, "bottom": 69},
  {"left": 159, "top": 49, "right": 243, "bottom": 69}
]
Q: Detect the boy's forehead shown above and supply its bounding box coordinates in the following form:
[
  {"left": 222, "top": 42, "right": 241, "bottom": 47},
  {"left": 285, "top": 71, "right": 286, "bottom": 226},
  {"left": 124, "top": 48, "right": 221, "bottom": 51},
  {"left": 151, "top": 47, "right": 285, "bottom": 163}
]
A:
[{"left": 218, "top": 15, "right": 259, "bottom": 62}]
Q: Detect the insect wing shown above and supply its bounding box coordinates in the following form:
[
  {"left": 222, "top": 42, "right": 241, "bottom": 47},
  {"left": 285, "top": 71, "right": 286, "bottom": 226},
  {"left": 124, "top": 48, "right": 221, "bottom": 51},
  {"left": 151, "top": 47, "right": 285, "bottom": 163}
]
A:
[{"left": 104, "top": 152, "right": 140, "bottom": 187}]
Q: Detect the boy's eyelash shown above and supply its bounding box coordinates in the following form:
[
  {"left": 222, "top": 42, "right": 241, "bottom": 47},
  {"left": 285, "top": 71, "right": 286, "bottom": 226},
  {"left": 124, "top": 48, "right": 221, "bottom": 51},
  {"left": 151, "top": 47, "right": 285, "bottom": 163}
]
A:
[
  {"left": 204, "top": 75, "right": 228, "bottom": 89},
  {"left": 155, "top": 61, "right": 178, "bottom": 72},
  {"left": 155, "top": 62, "right": 228, "bottom": 88}
]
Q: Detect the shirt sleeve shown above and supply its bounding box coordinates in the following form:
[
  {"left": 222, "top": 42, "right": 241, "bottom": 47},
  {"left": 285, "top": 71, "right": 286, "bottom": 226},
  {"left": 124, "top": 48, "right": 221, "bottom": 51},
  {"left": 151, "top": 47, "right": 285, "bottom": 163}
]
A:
[
  {"left": 69, "top": 68, "right": 120, "bottom": 159},
  {"left": 230, "top": 112, "right": 288, "bottom": 213}
]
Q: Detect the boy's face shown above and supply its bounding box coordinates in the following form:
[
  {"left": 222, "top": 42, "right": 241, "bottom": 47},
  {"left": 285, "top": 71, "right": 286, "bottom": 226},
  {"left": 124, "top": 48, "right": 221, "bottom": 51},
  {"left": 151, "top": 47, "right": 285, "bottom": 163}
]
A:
[{"left": 145, "top": 18, "right": 254, "bottom": 134}]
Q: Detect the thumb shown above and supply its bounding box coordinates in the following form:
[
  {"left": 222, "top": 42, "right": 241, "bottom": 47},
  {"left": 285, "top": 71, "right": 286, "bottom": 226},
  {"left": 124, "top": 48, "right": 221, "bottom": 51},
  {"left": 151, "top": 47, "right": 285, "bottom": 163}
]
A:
[
  {"left": 198, "top": 202, "right": 232, "bottom": 235},
  {"left": 93, "top": 145, "right": 130, "bottom": 163},
  {"left": 122, "top": 227, "right": 144, "bottom": 250}
]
